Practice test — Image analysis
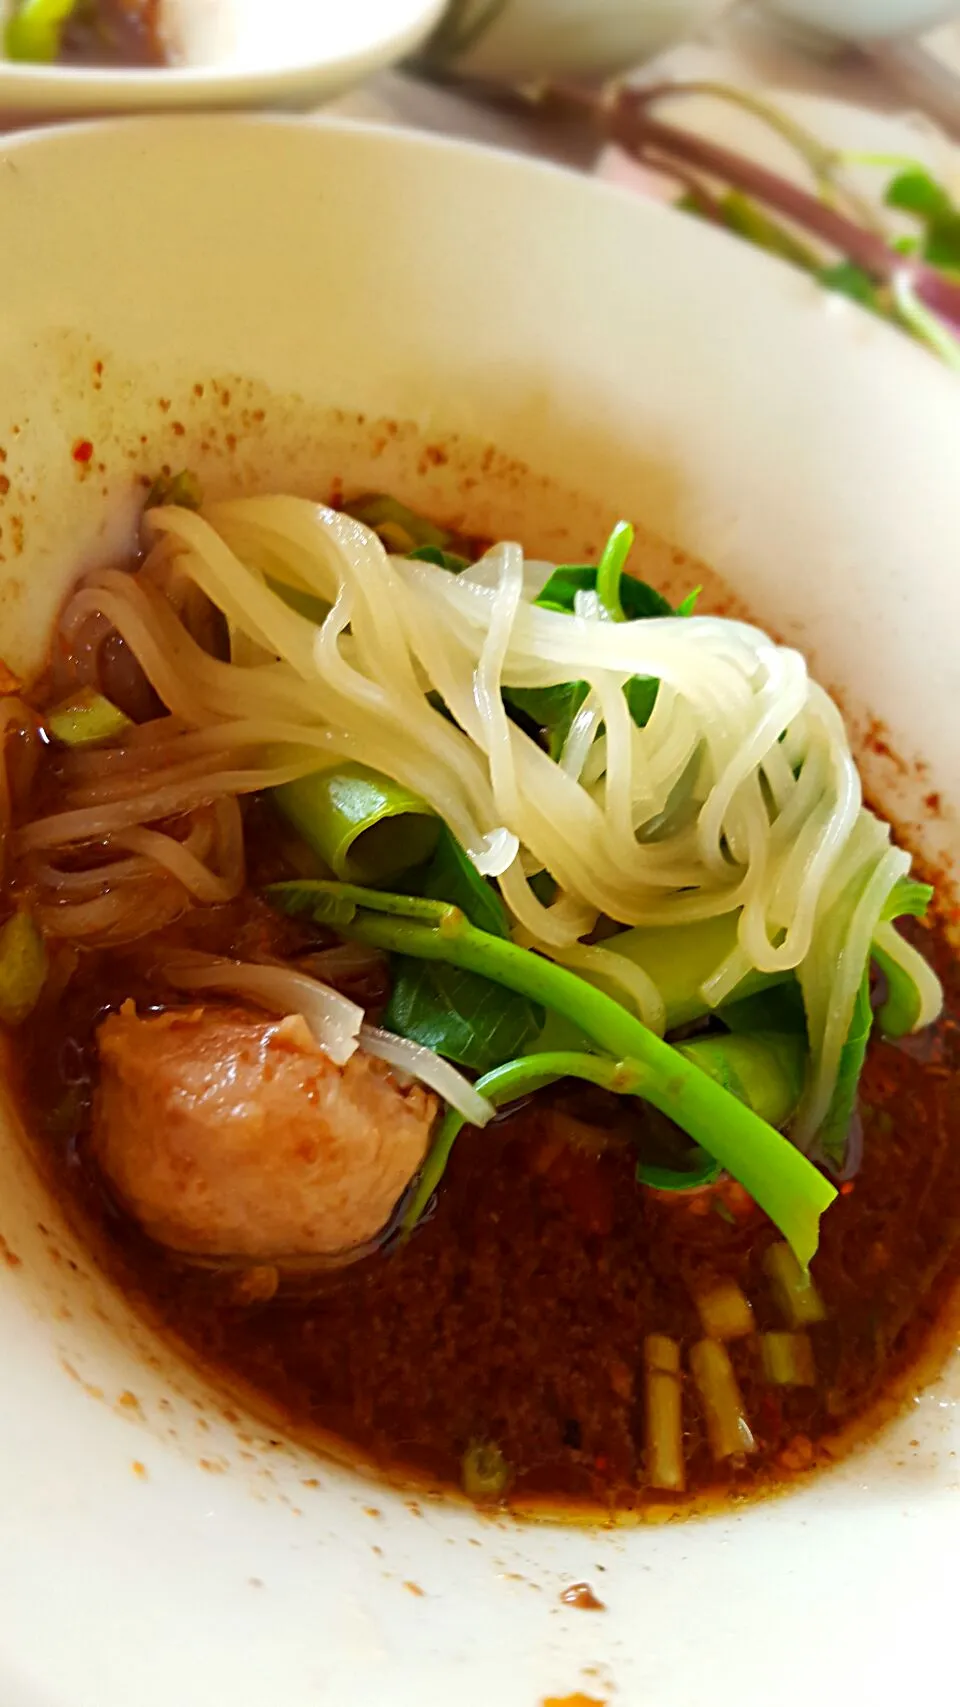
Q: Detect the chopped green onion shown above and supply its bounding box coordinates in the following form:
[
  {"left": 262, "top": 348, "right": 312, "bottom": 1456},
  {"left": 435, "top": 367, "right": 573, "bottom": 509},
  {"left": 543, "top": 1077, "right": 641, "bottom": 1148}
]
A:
[
  {"left": 4, "top": 0, "right": 76, "bottom": 63},
  {"left": 461, "top": 1439, "right": 511, "bottom": 1500},
  {"left": 274, "top": 763, "right": 439, "bottom": 885},
  {"left": 268, "top": 879, "right": 836, "bottom": 1265},
  {"left": 603, "top": 914, "right": 793, "bottom": 1032},
  {"left": 45, "top": 689, "right": 131, "bottom": 750},
  {"left": 644, "top": 1335, "right": 685, "bottom": 1492},
  {"left": 676, "top": 1031, "right": 805, "bottom": 1130},
  {"left": 760, "top": 1331, "right": 816, "bottom": 1387},
  {"left": 694, "top": 1279, "right": 755, "bottom": 1342},
  {"left": 764, "top": 1241, "right": 827, "bottom": 1326},
  {"left": 689, "top": 1339, "right": 755, "bottom": 1461},
  {"left": 0, "top": 910, "right": 47, "bottom": 1026}
]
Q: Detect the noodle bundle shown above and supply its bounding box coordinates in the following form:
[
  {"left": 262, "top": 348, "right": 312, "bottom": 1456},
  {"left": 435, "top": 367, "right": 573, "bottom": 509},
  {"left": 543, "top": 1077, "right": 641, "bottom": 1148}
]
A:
[{"left": 11, "top": 495, "right": 939, "bottom": 1140}]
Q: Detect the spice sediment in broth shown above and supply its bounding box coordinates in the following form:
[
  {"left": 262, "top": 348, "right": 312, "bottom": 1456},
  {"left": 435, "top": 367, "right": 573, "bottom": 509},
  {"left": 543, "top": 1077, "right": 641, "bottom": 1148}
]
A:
[
  {"left": 1, "top": 480, "right": 957, "bottom": 1515},
  {"left": 12, "top": 906, "right": 960, "bottom": 1511}
]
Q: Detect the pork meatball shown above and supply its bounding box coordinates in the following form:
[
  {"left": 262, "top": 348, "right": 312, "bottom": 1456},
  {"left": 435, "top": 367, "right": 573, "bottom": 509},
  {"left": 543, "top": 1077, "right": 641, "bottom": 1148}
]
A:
[{"left": 92, "top": 1002, "right": 437, "bottom": 1259}]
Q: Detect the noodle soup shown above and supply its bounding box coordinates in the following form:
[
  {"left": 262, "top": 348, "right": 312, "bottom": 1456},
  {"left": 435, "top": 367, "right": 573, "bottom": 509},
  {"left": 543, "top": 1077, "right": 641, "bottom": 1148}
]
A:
[{"left": 3, "top": 479, "right": 957, "bottom": 1515}]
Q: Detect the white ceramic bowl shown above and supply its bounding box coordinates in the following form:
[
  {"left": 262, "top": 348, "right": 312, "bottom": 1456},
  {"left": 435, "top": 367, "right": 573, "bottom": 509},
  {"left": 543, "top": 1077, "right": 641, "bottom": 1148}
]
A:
[
  {"left": 761, "top": 0, "right": 960, "bottom": 40},
  {"left": 0, "top": 116, "right": 958, "bottom": 1707},
  {"left": 0, "top": 0, "right": 445, "bottom": 115},
  {"left": 419, "top": 0, "right": 734, "bottom": 81}
]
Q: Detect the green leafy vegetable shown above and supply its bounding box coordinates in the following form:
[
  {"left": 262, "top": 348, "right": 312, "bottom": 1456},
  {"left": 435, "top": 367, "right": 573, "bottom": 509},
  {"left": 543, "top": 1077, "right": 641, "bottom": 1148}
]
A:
[
  {"left": 145, "top": 469, "right": 203, "bottom": 511},
  {"left": 881, "top": 876, "right": 933, "bottom": 922},
  {"left": 386, "top": 828, "right": 542, "bottom": 1072},
  {"left": 386, "top": 960, "right": 543, "bottom": 1076},
  {"left": 886, "top": 168, "right": 960, "bottom": 278},
  {"left": 343, "top": 495, "right": 451, "bottom": 554},
  {"left": 266, "top": 578, "right": 329, "bottom": 626},
  {"left": 407, "top": 544, "right": 470, "bottom": 572},
  {"left": 4, "top": 0, "right": 76, "bottom": 62},
  {"left": 0, "top": 910, "right": 47, "bottom": 1026},
  {"left": 870, "top": 934, "right": 917, "bottom": 1036},
  {"left": 817, "top": 261, "right": 882, "bottom": 313},
  {"left": 535, "top": 559, "right": 674, "bottom": 621},
  {"left": 418, "top": 826, "right": 510, "bottom": 938},
  {"left": 885, "top": 168, "right": 954, "bottom": 222},
  {"left": 600, "top": 80, "right": 960, "bottom": 365},
  {"left": 870, "top": 921, "right": 940, "bottom": 1039},
  {"left": 815, "top": 969, "right": 872, "bottom": 1167},
  {"left": 602, "top": 912, "right": 793, "bottom": 1032},
  {"left": 675, "top": 587, "right": 701, "bottom": 617},
  {"left": 718, "top": 980, "right": 806, "bottom": 1036},
  {"left": 45, "top": 688, "right": 131, "bottom": 750},
  {"left": 676, "top": 1030, "right": 805, "bottom": 1129},
  {"left": 268, "top": 879, "right": 836, "bottom": 1264},
  {"left": 506, "top": 526, "right": 691, "bottom": 753},
  {"left": 274, "top": 763, "right": 439, "bottom": 885}
]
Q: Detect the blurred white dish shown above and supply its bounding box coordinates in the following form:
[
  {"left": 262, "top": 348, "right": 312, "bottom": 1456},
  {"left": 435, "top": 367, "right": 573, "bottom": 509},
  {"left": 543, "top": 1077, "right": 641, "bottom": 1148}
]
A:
[
  {"left": 419, "top": 0, "right": 735, "bottom": 81},
  {"left": 0, "top": 0, "right": 445, "bottom": 114},
  {"left": 761, "top": 0, "right": 960, "bottom": 42},
  {"left": 0, "top": 114, "right": 958, "bottom": 1707}
]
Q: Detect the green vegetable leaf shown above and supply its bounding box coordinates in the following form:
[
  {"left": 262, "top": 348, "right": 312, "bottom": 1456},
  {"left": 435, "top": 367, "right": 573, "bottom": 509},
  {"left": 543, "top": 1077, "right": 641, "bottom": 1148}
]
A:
[
  {"left": 881, "top": 875, "right": 934, "bottom": 922},
  {"left": 344, "top": 494, "right": 450, "bottom": 553},
  {"left": 503, "top": 680, "right": 587, "bottom": 744},
  {"left": 815, "top": 969, "right": 872, "bottom": 1166},
  {"left": 508, "top": 534, "right": 682, "bottom": 747},
  {"left": 266, "top": 578, "right": 329, "bottom": 625},
  {"left": 885, "top": 168, "right": 954, "bottom": 222},
  {"left": 818, "top": 261, "right": 882, "bottom": 312},
  {"left": 870, "top": 934, "right": 920, "bottom": 1037},
  {"left": 624, "top": 675, "right": 660, "bottom": 729},
  {"left": 719, "top": 980, "right": 807, "bottom": 1037},
  {"left": 385, "top": 959, "right": 542, "bottom": 1074},
  {"left": 920, "top": 219, "right": 960, "bottom": 278},
  {"left": 675, "top": 586, "right": 701, "bottom": 616},
  {"left": 267, "top": 877, "right": 837, "bottom": 1264},
  {"left": 407, "top": 544, "right": 470, "bottom": 572},
  {"left": 884, "top": 171, "right": 960, "bottom": 277},
  {"left": 418, "top": 827, "right": 509, "bottom": 938},
  {"left": 387, "top": 828, "right": 542, "bottom": 1072},
  {"left": 677, "top": 1030, "right": 806, "bottom": 1130}
]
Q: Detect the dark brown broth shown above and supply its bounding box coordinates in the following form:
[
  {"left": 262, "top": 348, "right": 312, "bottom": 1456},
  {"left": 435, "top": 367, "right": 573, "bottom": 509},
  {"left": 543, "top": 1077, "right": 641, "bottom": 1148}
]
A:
[{"left": 9, "top": 880, "right": 960, "bottom": 1514}]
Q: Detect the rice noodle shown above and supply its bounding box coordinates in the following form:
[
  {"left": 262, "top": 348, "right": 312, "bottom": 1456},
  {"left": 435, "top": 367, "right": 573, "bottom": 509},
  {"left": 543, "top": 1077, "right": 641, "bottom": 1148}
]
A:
[
  {"left": 14, "top": 495, "right": 941, "bottom": 1135},
  {"left": 360, "top": 1024, "right": 495, "bottom": 1127},
  {"left": 164, "top": 954, "right": 363, "bottom": 1065}
]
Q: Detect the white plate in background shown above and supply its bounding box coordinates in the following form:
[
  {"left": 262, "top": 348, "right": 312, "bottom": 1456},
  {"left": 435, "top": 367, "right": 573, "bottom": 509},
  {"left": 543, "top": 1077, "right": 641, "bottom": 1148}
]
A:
[{"left": 0, "top": 0, "right": 445, "bottom": 114}]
